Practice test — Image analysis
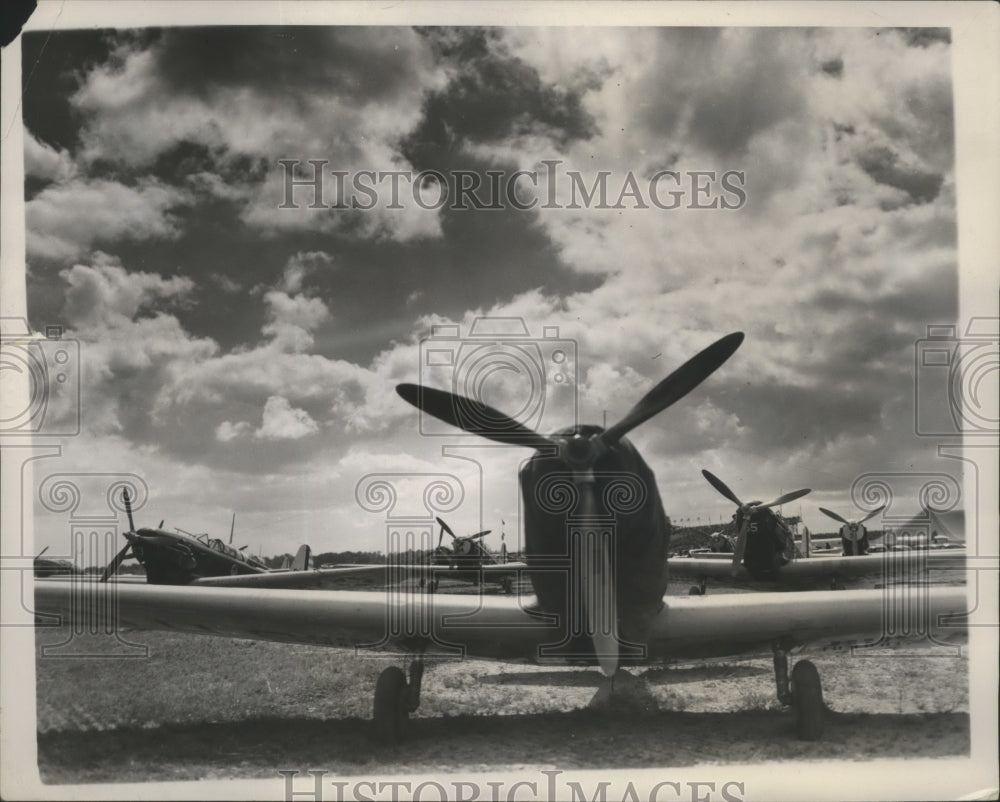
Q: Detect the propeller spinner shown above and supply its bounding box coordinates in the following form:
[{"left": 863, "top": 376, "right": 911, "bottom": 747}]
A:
[
  {"left": 701, "top": 470, "right": 811, "bottom": 575},
  {"left": 398, "top": 331, "right": 744, "bottom": 676}
]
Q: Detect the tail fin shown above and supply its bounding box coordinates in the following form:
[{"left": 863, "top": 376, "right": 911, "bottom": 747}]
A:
[
  {"left": 292, "top": 544, "right": 311, "bottom": 571},
  {"left": 280, "top": 555, "right": 292, "bottom": 570}
]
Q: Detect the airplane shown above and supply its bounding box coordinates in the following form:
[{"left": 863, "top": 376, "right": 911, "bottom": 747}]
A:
[
  {"left": 671, "top": 483, "right": 965, "bottom": 592},
  {"left": 94, "top": 489, "right": 521, "bottom": 592},
  {"left": 427, "top": 517, "right": 523, "bottom": 593},
  {"left": 32, "top": 331, "right": 970, "bottom": 744},
  {"left": 33, "top": 546, "right": 79, "bottom": 578},
  {"left": 817, "top": 505, "right": 886, "bottom": 555},
  {"left": 100, "top": 489, "right": 307, "bottom": 585},
  {"left": 697, "top": 469, "right": 812, "bottom": 579}
]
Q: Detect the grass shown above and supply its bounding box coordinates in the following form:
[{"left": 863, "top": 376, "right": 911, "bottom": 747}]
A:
[{"left": 33, "top": 625, "right": 971, "bottom": 783}]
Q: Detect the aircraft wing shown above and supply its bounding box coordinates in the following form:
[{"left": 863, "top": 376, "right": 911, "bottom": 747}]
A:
[
  {"left": 33, "top": 580, "right": 967, "bottom": 663},
  {"left": 671, "top": 550, "right": 966, "bottom": 584},
  {"left": 190, "top": 562, "right": 528, "bottom": 589}
]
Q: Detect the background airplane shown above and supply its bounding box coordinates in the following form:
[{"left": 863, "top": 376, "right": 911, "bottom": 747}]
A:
[
  {"left": 100, "top": 489, "right": 303, "bottom": 584},
  {"left": 428, "top": 517, "right": 522, "bottom": 593},
  {"left": 818, "top": 505, "right": 886, "bottom": 555},
  {"left": 32, "top": 546, "right": 79, "bottom": 578},
  {"left": 699, "top": 469, "right": 812, "bottom": 579}
]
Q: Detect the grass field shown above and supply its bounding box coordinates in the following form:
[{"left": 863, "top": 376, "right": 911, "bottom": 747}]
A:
[{"left": 34, "top": 611, "right": 969, "bottom": 784}]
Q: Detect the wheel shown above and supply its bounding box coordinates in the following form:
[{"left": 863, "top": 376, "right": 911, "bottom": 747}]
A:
[
  {"left": 373, "top": 666, "right": 409, "bottom": 744},
  {"left": 501, "top": 577, "right": 513, "bottom": 595},
  {"left": 688, "top": 585, "right": 703, "bottom": 596},
  {"left": 790, "top": 660, "right": 824, "bottom": 740}
]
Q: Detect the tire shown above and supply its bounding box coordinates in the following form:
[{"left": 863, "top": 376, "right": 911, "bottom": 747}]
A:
[
  {"left": 373, "top": 667, "right": 409, "bottom": 744},
  {"left": 790, "top": 660, "right": 824, "bottom": 740},
  {"left": 688, "top": 586, "right": 703, "bottom": 596}
]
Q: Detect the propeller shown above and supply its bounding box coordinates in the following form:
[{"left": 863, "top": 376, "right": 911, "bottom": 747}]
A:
[
  {"left": 436, "top": 516, "right": 457, "bottom": 549},
  {"left": 701, "top": 470, "right": 811, "bottom": 574},
  {"left": 600, "top": 332, "right": 745, "bottom": 445},
  {"left": 819, "top": 505, "right": 885, "bottom": 555},
  {"left": 399, "top": 331, "right": 745, "bottom": 676},
  {"left": 467, "top": 530, "right": 491, "bottom": 541},
  {"left": 101, "top": 488, "right": 138, "bottom": 583},
  {"left": 396, "top": 385, "right": 553, "bottom": 450}
]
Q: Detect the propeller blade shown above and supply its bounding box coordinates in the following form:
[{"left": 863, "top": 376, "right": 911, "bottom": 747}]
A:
[
  {"left": 701, "top": 469, "right": 744, "bottom": 507},
  {"left": 601, "top": 332, "right": 744, "bottom": 444},
  {"left": 436, "top": 516, "right": 456, "bottom": 540},
  {"left": 731, "top": 517, "right": 750, "bottom": 575},
  {"left": 467, "top": 530, "right": 492, "bottom": 541},
  {"left": 100, "top": 543, "right": 132, "bottom": 583},
  {"left": 396, "top": 384, "right": 553, "bottom": 449},
  {"left": 761, "top": 488, "right": 811, "bottom": 509},
  {"left": 122, "top": 488, "right": 136, "bottom": 533},
  {"left": 229, "top": 512, "right": 236, "bottom": 545},
  {"left": 858, "top": 504, "right": 886, "bottom": 525},
  {"left": 818, "top": 507, "right": 850, "bottom": 525},
  {"left": 36, "top": 545, "right": 50, "bottom": 559}
]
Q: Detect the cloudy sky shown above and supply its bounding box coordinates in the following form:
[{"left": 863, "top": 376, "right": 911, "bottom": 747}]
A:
[{"left": 20, "top": 25, "right": 962, "bottom": 559}]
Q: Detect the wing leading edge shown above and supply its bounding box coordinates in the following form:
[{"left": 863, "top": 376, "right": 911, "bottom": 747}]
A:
[{"left": 33, "top": 580, "right": 968, "bottom": 664}]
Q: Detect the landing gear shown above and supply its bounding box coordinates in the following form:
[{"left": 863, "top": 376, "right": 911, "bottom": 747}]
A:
[
  {"left": 790, "top": 660, "right": 824, "bottom": 740},
  {"left": 688, "top": 579, "right": 707, "bottom": 596},
  {"left": 830, "top": 576, "right": 844, "bottom": 590},
  {"left": 772, "top": 641, "right": 824, "bottom": 740},
  {"left": 501, "top": 577, "right": 514, "bottom": 595},
  {"left": 372, "top": 656, "right": 424, "bottom": 744}
]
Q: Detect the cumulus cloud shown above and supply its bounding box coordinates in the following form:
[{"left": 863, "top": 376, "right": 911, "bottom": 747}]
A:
[
  {"left": 216, "top": 420, "right": 251, "bottom": 442},
  {"left": 24, "top": 130, "right": 76, "bottom": 183},
  {"left": 68, "top": 28, "right": 448, "bottom": 243},
  {"left": 60, "top": 253, "right": 195, "bottom": 331},
  {"left": 255, "top": 396, "right": 320, "bottom": 440},
  {"left": 261, "top": 290, "right": 330, "bottom": 353},
  {"left": 279, "top": 251, "right": 333, "bottom": 294},
  {"left": 27, "top": 178, "right": 188, "bottom": 261}
]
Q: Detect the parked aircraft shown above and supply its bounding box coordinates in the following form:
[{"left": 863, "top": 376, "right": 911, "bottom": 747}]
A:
[
  {"left": 101, "top": 489, "right": 302, "bottom": 584},
  {"left": 33, "top": 332, "right": 971, "bottom": 744},
  {"left": 95, "top": 489, "right": 521, "bottom": 591},
  {"left": 818, "top": 505, "right": 886, "bottom": 555},
  {"left": 33, "top": 546, "right": 79, "bottom": 578},
  {"left": 429, "top": 517, "right": 521, "bottom": 593},
  {"left": 699, "top": 470, "right": 812, "bottom": 579}
]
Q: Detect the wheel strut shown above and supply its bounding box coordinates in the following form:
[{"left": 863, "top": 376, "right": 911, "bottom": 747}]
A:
[
  {"left": 406, "top": 655, "right": 424, "bottom": 712},
  {"left": 772, "top": 640, "right": 791, "bottom": 706}
]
